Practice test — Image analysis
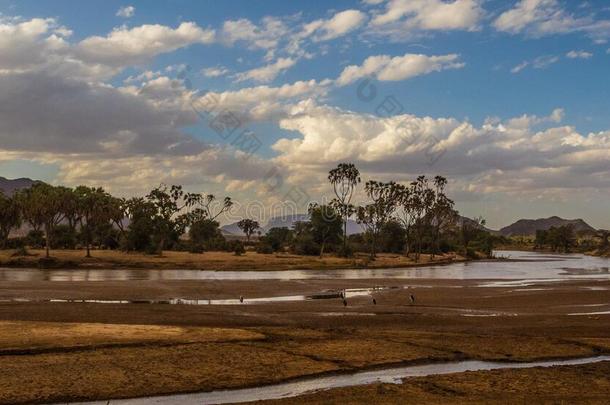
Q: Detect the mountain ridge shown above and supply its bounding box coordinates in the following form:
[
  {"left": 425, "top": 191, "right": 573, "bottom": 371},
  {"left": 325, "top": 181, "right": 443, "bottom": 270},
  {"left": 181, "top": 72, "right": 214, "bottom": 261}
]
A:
[
  {"left": 498, "top": 216, "right": 596, "bottom": 236},
  {"left": 0, "top": 176, "right": 36, "bottom": 196}
]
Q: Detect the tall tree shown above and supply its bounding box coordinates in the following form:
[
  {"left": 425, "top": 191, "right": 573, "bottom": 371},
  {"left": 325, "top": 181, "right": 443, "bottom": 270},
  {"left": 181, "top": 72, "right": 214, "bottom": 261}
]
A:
[
  {"left": 145, "top": 185, "right": 193, "bottom": 255},
  {"left": 357, "top": 181, "right": 400, "bottom": 259},
  {"left": 15, "top": 183, "right": 67, "bottom": 258},
  {"left": 429, "top": 176, "right": 457, "bottom": 257},
  {"left": 0, "top": 192, "right": 21, "bottom": 248},
  {"left": 328, "top": 163, "right": 360, "bottom": 255},
  {"left": 237, "top": 219, "right": 260, "bottom": 243},
  {"left": 75, "top": 186, "right": 112, "bottom": 257},
  {"left": 308, "top": 203, "right": 342, "bottom": 258},
  {"left": 461, "top": 216, "right": 486, "bottom": 255}
]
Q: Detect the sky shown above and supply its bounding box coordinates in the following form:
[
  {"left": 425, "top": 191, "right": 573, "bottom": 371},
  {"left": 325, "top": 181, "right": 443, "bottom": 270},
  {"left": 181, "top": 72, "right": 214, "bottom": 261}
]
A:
[{"left": 1, "top": 0, "right": 610, "bottom": 229}]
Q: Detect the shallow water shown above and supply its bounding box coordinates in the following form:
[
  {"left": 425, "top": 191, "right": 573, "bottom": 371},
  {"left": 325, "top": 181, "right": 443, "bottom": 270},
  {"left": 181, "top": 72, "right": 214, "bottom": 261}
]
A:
[
  {"left": 0, "top": 287, "right": 394, "bottom": 306},
  {"left": 73, "top": 355, "right": 610, "bottom": 405},
  {"left": 2, "top": 251, "right": 610, "bottom": 282}
]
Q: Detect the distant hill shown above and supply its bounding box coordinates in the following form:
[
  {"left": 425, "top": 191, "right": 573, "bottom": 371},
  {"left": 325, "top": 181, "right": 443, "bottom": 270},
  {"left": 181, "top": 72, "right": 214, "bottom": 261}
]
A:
[
  {"left": 457, "top": 215, "right": 500, "bottom": 235},
  {"left": 499, "top": 216, "right": 596, "bottom": 236},
  {"left": 221, "top": 214, "right": 363, "bottom": 236},
  {"left": 0, "top": 176, "right": 36, "bottom": 195}
]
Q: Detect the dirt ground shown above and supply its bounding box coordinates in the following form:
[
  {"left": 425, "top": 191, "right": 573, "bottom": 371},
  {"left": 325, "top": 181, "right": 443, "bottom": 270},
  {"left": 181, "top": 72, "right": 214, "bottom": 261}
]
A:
[
  {"left": 0, "top": 248, "right": 461, "bottom": 270},
  {"left": 0, "top": 272, "right": 608, "bottom": 404}
]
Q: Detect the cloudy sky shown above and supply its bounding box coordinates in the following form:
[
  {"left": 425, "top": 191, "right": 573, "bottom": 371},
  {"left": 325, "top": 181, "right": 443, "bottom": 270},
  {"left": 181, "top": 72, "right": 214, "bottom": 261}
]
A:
[{"left": 1, "top": 0, "right": 610, "bottom": 229}]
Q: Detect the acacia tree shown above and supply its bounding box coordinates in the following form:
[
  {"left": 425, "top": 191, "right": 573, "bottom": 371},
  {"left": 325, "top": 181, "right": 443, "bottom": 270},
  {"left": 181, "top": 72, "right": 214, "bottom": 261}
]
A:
[
  {"left": 357, "top": 181, "right": 400, "bottom": 259},
  {"left": 461, "top": 216, "right": 486, "bottom": 254},
  {"left": 237, "top": 218, "right": 260, "bottom": 243},
  {"left": 15, "top": 183, "right": 67, "bottom": 258},
  {"left": 308, "top": 203, "right": 342, "bottom": 258},
  {"left": 75, "top": 186, "right": 113, "bottom": 257},
  {"left": 328, "top": 163, "right": 361, "bottom": 255},
  {"left": 429, "top": 176, "right": 457, "bottom": 257},
  {"left": 145, "top": 185, "right": 196, "bottom": 256},
  {"left": 0, "top": 192, "right": 21, "bottom": 248},
  {"left": 408, "top": 176, "right": 435, "bottom": 262}
]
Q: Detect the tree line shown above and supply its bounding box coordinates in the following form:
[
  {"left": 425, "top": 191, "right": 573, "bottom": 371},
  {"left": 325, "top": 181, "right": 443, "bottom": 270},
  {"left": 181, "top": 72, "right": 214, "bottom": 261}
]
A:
[{"left": 0, "top": 163, "right": 499, "bottom": 260}]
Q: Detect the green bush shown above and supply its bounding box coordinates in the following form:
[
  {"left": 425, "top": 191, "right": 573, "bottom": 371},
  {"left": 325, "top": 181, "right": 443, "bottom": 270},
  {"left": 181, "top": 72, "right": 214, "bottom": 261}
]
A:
[
  {"left": 26, "top": 230, "right": 45, "bottom": 249},
  {"left": 256, "top": 243, "right": 274, "bottom": 254}
]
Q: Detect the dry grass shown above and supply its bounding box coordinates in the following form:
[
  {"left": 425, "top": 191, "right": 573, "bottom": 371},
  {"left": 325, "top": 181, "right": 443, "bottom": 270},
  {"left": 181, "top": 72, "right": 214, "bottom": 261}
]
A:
[
  {"left": 0, "top": 249, "right": 461, "bottom": 270},
  {"left": 0, "top": 322, "right": 605, "bottom": 403},
  {"left": 0, "top": 321, "right": 264, "bottom": 351},
  {"left": 0, "top": 342, "right": 338, "bottom": 404}
]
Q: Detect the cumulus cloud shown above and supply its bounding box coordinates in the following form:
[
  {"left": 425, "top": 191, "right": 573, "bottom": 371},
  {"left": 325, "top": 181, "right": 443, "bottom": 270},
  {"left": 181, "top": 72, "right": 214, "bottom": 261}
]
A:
[
  {"left": 0, "top": 17, "right": 216, "bottom": 80},
  {"left": 220, "top": 16, "right": 290, "bottom": 51},
  {"left": 234, "top": 57, "right": 296, "bottom": 83},
  {"left": 116, "top": 6, "right": 135, "bottom": 18},
  {"left": 192, "top": 79, "right": 332, "bottom": 122},
  {"left": 307, "top": 9, "right": 367, "bottom": 41},
  {"left": 337, "top": 53, "right": 464, "bottom": 85},
  {"left": 368, "top": 0, "right": 483, "bottom": 40},
  {"left": 76, "top": 22, "right": 215, "bottom": 68},
  {"left": 270, "top": 101, "right": 610, "bottom": 198}
]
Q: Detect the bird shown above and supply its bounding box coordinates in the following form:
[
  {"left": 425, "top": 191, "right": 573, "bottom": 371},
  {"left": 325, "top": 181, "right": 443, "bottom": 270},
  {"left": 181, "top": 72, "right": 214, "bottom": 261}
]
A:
[
  {"left": 372, "top": 298, "right": 377, "bottom": 305},
  {"left": 343, "top": 299, "right": 347, "bottom": 307},
  {"left": 239, "top": 296, "right": 244, "bottom": 303},
  {"left": 409, "top": 294, "right": 416, "bottom": 305}
]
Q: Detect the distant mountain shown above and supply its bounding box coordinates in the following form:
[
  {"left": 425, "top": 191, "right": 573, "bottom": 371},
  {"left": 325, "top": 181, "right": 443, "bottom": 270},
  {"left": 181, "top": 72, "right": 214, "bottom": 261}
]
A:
[
  {"left": 457, "top": 216, "right": 500, "bottom": 235},
  {"left": 221, "top": 214, "right": 364, "bottom": 236},
  {"left": 0, "top": 177, "right": 36, "bottom": 196},
  {"left": 499, "top": 216, "right": 596, "bottom": 236}
]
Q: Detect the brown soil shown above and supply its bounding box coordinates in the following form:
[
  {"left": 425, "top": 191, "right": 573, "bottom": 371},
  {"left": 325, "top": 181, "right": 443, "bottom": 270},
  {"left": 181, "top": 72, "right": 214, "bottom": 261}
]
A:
[{"left": 0, "top": 273, "right": 608, "bottom": 403}]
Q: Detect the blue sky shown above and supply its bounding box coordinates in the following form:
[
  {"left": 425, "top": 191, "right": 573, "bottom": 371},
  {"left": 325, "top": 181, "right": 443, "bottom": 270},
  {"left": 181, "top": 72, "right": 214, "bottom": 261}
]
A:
[{"left": 1, "top": 0, "right": 610, "bottom": 228}]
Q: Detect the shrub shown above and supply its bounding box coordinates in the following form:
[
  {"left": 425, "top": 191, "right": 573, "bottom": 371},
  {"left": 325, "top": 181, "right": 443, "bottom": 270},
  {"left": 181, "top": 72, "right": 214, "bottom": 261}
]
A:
[
  {"left": 26, "top": 230, "right": 45, "bottom": 249},
  {"left": 189, "top": 243, "right": 205, "bottom": 254},
  {"left": 226, "top": 240, "right": 245, "bottom": 256},
  {"left": 256, "top": 243, "right": 274, "bottom": 254}
]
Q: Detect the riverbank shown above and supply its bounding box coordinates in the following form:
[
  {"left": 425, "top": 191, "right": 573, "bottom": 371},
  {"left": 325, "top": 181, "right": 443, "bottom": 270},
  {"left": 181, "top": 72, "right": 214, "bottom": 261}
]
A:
[{"left": 0, "top": 249, "right": 464, "bottom": 270}]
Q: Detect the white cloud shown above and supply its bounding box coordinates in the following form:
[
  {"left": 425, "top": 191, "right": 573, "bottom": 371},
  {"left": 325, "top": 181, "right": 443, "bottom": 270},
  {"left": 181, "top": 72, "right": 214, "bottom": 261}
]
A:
[
  {"left": 193, "top": 79, "right": 331, "bottom": 122},
  {"left": 270, "top": 102, "right": 610, "bottom": 198},
  {"left": 234, "top": 57, "right": 296, "bottom": 83},
  {"left": 493, "top": 0, "right": 610, "bottom": 40},
  {"left": 76, "top": 22, "right": 215, "bottom": 67},
  {"left": 221, "top": 16, "right": 289, "bottom": 50},
  {"left": 368, "top": 0, "right": 483, "bottom": 40},
  {"left": 510, "top": 54, "right": 559, "bottom": 73},
  {"left": 116, "top": 6, "right": 135, "bottom": 18},
  {"left": 337, "top": 53, "right": 464, "bottom": 85},
  {"left": 201, "top": 66, "right": 230, "bottom": 78},
  {"left": 310, "top": 9, "right": 367, "bottom": 41},
  {"left": 566, "top": 50, "right": 593, "bottom": 59}
]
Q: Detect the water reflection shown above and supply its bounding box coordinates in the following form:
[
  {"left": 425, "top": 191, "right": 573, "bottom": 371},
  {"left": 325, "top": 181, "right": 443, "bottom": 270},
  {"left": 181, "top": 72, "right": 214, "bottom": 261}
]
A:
[{"left": 1, "top": 251, "right": 609, "bottom": 282}]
